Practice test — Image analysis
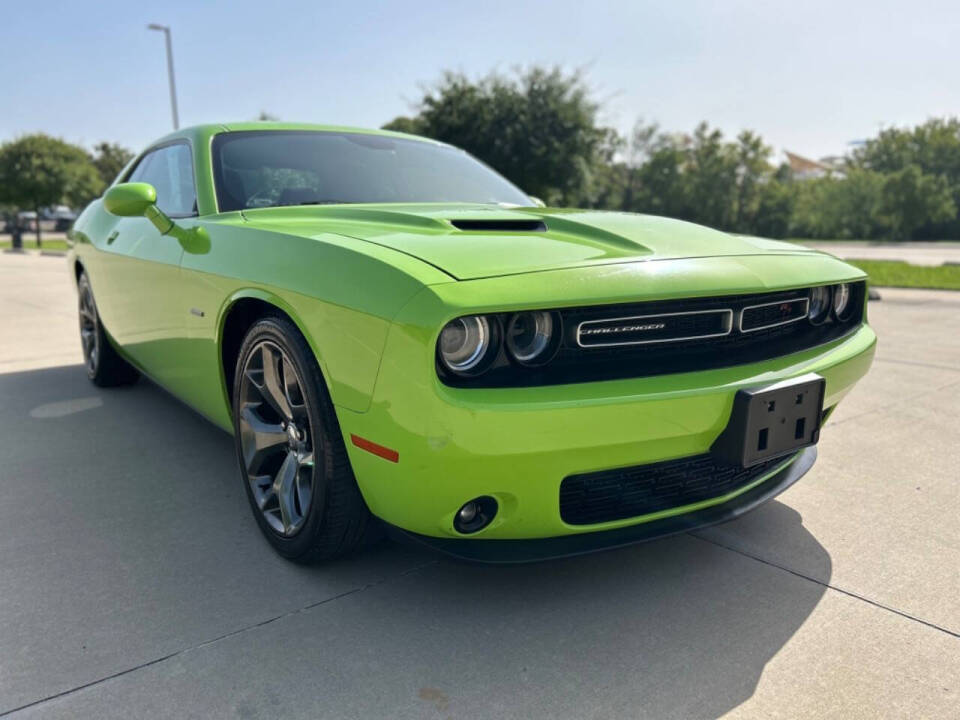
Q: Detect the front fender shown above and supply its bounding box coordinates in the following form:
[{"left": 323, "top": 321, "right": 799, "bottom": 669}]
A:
[
  {"left": 216, "top": 287, "right": 336, "bottom": 400},
  {"left": 215, "top": 286, "right": 395, "bottom": 415}
]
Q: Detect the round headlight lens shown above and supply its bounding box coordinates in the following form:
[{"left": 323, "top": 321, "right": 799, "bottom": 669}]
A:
[
  {"left": 506, "top": 311, "right": 558, "bottom": 366},
  {"left": 439, "top": 315, "right": 493, "bottom": 373},
  {"left": 833, "top": 283, "right": 854, "bottom": 321},
  {"left": 808, "top": 286, "right": 831, "bottom": 325}
]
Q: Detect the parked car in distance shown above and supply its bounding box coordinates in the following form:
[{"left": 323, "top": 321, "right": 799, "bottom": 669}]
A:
[
  {"left": 16, "top": 210, "right": 38, "bottom": 231},
  {"left": 68, "top": 123, "right": 875, "bottom": 563},
  {"left": 44, "top": 205, "right": 78, "bottom": 231}
]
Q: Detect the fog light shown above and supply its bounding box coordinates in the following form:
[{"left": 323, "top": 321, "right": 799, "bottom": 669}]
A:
[
  {"left": 453, "top": 496, "right": 498, "bottom": 534},
  {"left": 458, "top": 503, "right": 478, "bottom": 524}
]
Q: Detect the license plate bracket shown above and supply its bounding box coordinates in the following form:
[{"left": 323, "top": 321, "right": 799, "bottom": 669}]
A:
[{"left": 711, "top": 373, "right": 826, "bottom": 468}]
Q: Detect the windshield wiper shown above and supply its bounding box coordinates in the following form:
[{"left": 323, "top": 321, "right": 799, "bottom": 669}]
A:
[{"left": 273, "top": 200, "right": 351, "bottom": 207}]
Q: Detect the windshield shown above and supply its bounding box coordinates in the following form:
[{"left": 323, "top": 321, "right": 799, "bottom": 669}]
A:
[{"left": 212, "top": 130, "right": 532, "bottom": 211}]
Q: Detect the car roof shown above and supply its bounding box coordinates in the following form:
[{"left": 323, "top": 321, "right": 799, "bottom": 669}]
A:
[{"left": 145, "top": 122, "right": 442, "bottom": 151}]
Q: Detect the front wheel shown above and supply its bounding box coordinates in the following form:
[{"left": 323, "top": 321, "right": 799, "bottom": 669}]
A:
[{"left": 233, "top": 315, "right": 369, "bottom": 563}]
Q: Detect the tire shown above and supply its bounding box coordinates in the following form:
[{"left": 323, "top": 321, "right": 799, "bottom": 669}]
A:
[
  {"left": 232, "top": 314, "right": 369, "bottom": 563},
  {"left": 77, "top": 271, "right": 140, "bottom": 387}
]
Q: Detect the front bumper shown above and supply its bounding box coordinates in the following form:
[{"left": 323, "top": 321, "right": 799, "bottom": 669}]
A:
[
  {"left": 387, "top": 446, "right": 817, "bottom": 563},
  {"left": 338, "top": 319, "right": 875, "bottom": 541}
]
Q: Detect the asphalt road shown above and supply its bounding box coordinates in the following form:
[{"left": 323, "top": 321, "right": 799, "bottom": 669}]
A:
[{"left": 1, "top": 251, "right": 958, "bottom": 719}]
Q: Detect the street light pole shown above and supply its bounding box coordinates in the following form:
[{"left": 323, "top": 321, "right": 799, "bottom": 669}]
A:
[{"left": 147, "top": 23, "right": 179, "bottom": 130}]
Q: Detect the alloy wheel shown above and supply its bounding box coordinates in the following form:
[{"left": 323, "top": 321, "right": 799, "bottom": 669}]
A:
[
  {"left": 78, "top": 281, "right": 99, "bottom": 375},
  {"left": 238, "top": 341, "right": 316, "bottom": 536}
]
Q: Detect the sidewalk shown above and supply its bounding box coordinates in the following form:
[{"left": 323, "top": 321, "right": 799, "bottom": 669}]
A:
[{"left": 799, "top": 241, "right": 960, "bottom": 266}]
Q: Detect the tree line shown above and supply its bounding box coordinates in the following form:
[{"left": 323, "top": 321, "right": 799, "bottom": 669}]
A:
[
  {"left": 3, "top": 66, "right": 957, "bottom": 243},
  {"left": 386, "top": 67, "right": 960, "bottom": 241}
]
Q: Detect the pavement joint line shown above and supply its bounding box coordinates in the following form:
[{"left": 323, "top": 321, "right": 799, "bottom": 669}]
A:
[
  {"left": 690, "top": 533, "right": 960, "bottom": 640},
  {"left": 873, "top": 356, "right": 960, "bottom": 373},
  {"left": 0, "top": 557, "right": 440, "bottom": 718},
  {"left": 827, "top": 376, "right": 960, "bottom": 427}
]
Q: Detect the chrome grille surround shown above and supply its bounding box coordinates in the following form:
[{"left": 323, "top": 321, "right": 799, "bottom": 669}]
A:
[{"left": 576, "top": 309, "right": 734, "bottom": 348}]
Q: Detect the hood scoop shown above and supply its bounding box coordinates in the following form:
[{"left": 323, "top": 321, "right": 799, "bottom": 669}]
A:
[{"left": 449, "top": 219, "right": 547, "bottom": 232}]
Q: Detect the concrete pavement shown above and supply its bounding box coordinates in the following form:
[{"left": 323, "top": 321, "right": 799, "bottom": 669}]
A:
[
  {"left": 0, "top": 252, "right": 957, "bottom": 718},
  {"left": 0, "top": 252, "right": 81, "bottom": 372}
]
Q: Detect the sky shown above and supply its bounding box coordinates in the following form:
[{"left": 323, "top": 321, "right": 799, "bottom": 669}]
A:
[{"left": 2, "top": 0, "right": 957, "bottom": 160}]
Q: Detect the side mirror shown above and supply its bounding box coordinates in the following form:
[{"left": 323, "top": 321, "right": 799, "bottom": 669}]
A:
[
  {"left": 103, "top": 182, "right": 174, "bottom": 235},
  {"left": 529, "top": 195, "right": 546, "bottom": 208},
  {"left": 104, "top": 183, "right": 156, "bottom": 217}
]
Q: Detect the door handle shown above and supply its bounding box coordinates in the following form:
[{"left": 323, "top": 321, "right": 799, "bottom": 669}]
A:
[{"left": 106, "top": 231, "right": 119, "bottom": 245}]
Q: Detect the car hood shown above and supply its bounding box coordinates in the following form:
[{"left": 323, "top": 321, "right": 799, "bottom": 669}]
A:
[{"left": 239, "top": 203, "right": 818, "bottom": 280}]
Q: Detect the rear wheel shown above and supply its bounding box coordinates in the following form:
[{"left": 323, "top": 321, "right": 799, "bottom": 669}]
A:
[
  {"left": 77, "top": 271, "right": 139, "bottom": 387},
  {"left": 233, "top": 315, "right": 369, "bottom": 562}
]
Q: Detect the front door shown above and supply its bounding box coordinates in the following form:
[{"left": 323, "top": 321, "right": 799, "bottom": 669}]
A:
[{"left": 96, "top": 141, "right": 197, "bottom": 392}]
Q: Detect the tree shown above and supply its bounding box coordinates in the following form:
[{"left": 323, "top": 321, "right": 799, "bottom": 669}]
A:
[
  {"left": 383, "top": 66, "right": 960, "bottom": 240},
  {"left": 853, "top": 118, "right": 960, "bottom": 237},
  {"left": 753, "top": 172, "right": 795, "bottom": 239},
  {"left": 600, "top": 121, "right": 660, "bottom": 211},
  {"left": 383, "top": 66, "right": 614, "bottom": 206},
  {"left": 603, "top": 123, "right": 777, "bottom": 235},
  {"left": 631, "top": 142, "right": 688, "bottom": 219},
  {"left": 790, "top": 171, "right": 886, "bottom": 239},
  {"left": 90, "top": 142, "right": 134, "bottom": 187},
  {"left": 732, "top": 130, "right": 773, "bottom": 232},
  {"left": 0, "top": 134, "right": 103, "bottom": 245},
  {"left": 879, "top": 165, "right": 956, "bottom": 240},
  {"left": 381, "top": 116, "right": 421, "bottom": 135},
  {"left": 682, "top": 123, "right": 740, "bottom": 229},
  {"left": 854, "top": 118, "right": 960, "bottom": 179}
]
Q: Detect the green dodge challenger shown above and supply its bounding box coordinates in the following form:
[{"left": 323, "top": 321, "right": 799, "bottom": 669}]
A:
[{"left": 68, "top": 123, "right": 876, "bottom": 563}]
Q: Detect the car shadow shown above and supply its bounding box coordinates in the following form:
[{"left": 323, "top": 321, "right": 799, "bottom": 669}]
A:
[{"left": 0, "top": 364, "right": 830, "bottom": 718}]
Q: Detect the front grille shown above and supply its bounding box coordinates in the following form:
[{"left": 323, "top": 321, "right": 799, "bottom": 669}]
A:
[
  {"left": 577, "top": 308, "right": 733, "bottom": 347},
  {"left": 439, "top": 283, "right": 865, "bottom": 388},
  {"left": 740, "top": 297, "right": 809, "bottom": 332},
  {"left": 559, "top": 453, "right": 791, "bottom": 525}
]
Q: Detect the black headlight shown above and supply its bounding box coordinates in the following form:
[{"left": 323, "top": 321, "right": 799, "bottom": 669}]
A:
[
  {"left": 833, "top": 283, "right": 854, "bottom": 321},
  {"left": 808, "top": 286, "right": 831, "bottom": 325},
  {"left": 505, "top": 311, "right": 561, "bottom": 366},
  {"left": 437, "top": 315, "right": 500, "bottom": 376}
]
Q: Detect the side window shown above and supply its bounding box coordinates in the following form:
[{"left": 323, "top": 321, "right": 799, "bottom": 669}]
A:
[{"left": 128, "top": 144, "right": 197, "bottom": 216}]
